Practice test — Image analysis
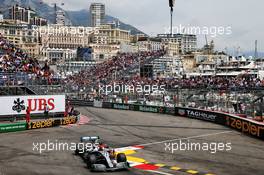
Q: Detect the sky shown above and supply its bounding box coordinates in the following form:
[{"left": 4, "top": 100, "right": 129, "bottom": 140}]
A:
[{"left": 44, "top": 0, "right": 263, "bottom": 53}]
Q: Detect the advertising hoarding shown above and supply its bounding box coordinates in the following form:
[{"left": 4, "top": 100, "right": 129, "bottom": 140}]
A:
[{"left": 0, "top": 95, "right": 65, "bottom": 116}]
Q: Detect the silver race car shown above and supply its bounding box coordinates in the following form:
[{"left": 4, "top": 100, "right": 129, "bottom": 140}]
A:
[{"left": 75, "top": 136, "right": 129, "bottom": 172}]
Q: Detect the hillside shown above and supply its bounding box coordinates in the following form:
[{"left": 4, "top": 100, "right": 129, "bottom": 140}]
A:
[{"left": 0, "top": 0, "right": 145, "bottom": 35}]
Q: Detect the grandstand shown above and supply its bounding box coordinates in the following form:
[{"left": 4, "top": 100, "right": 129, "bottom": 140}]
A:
[
  {"left": 0, "top": 33, "right": 53, "bottom": 95},
  {"left": 1, "top": 32, "right": 264, "bottom": 119}
]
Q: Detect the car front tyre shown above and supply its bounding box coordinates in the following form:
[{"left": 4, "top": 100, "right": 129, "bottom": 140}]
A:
[{"left": 117, "top": 153, "right": 127, "bottom": 163}]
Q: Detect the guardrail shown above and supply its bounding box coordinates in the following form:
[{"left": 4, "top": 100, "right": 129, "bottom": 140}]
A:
[
  {"left": 0, "top": 113, "right": 65, "bottom": 122},
  {"left": 0, "top": 122, "right": 27, "bottom": 133},
  {"left": 174, "top": 107, "right": 264, "bottom": 140},
  {"left": 0, "top": 116, "right": 78, "bottom": 133},
  {"left": 27, "top": 116, "right": 78, "bottom": 130},
  {"left": 69, "top": 99, "right": 94, "bottom": 106},
  {"left": 70, "top": 100, "right": 264, "bottom": 140}
]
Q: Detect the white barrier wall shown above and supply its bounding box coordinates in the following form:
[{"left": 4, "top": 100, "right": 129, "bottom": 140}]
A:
[{"left": 0, "top": 95, "right": 65, "bottom": 116}]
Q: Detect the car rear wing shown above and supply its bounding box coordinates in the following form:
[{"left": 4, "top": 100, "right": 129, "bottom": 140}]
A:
[{"left": 80, "top": 136, "right": 100, "bottom": 142}]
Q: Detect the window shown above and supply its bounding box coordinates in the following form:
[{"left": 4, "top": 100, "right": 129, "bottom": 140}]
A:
[{"left": 9, "top": 29, "right": 16, "bottom": 35}]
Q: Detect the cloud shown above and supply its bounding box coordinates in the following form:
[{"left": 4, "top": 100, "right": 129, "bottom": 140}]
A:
[{"left": 43, "top": 0, "right": 263, "bottom": 52}]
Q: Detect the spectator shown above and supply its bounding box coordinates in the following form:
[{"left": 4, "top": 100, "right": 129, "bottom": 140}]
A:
[
  {"left": 26, "top": 107, "right": 31, "bottom": 123},
  {"left": 44, "top": 104, "right": 49, "bottom": 119},
  {"left": 0, "top": 34, "right": 53, "bottom": 86}
]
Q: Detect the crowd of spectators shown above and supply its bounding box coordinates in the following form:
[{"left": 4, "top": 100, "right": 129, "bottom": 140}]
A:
[
  {"left": 165, "top": 76, "right": 264, "bottom": 90},
  {"left": 64, "top": 50, "right": 166, "bottom": 92},
  {"left": 65, "top": 59, "right": 264, "bottom": 93},
  {"left": 0, "top": 34, "right": 52, "bottom": 85},
  {"left": 1, "top": 33, "right": 264, "bottom": 91},
  {"left": 107, "top": 75, "right": 264, "bottom": 92}
]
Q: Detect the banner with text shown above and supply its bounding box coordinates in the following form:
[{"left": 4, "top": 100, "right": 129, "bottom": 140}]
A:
[
  {"left": 0, "top": 95, "right": 65, "bottom": 116},
  {"left": 0, "top": 122, "right": 27, "bottom": 133}
]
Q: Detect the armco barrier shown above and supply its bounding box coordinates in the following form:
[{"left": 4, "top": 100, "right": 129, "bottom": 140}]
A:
[
  {"left": 0, "top": 122, "right": 27, "bottom": 133},
  {"left": 69, "top": 100, "right": 93, "bottom": 107},
  {"left": 0, "top": 116, "right": 79, "bottom": 133},
  {"left": 112, "top": 103, "right": 166, "bottom": 113},
  {"left": 138, "top": 105, "right": 165, "bottom": 113},
  {"left": 225, "top": 114, "right": 264, "bottom": 139},
  {"left": 109, "top": 103, "right": 264, "bottom": 140},
  {"left": 175, "top": 107, "right": 264, "bottom": 139},
  {"left": 27, "top": 116, "right": 78, "bottom": 130},
  {"left": 175, "top": 107, "right": 226, "bottom": 125},
  {"left": 94, "top": 100, "right": 103, "bottom": 108},
  {"left": 102, "top": 102, "right": 112, "bottom": 109}
]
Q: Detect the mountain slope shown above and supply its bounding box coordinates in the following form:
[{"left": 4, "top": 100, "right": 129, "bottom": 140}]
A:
[
  {"left": 0, "top": 0, "right": 145, "bottom": 35},
  {"left": 66, "top": 10, "right": 145, "bottom": 35}
]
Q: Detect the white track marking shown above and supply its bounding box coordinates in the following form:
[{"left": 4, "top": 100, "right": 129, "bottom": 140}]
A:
[
  {"left": 138, "top": 131, "right": 233, "bottom": 146},
  {"left": 129, "top": 162, "right": 143, "bottom": 167},
  {"left": 115, "top": 146, "right": 142, "bottom": 152},
  {"left": 147, "top": 170, "right": 175, "bottom": 175}
]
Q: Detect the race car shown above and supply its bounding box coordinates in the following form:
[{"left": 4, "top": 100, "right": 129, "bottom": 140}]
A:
[{"left": 74, "top": 136, "right": 130, "bottom": 172}]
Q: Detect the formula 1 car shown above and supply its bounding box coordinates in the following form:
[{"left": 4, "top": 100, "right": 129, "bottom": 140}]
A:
[{"left": 74, "top": 136, "right": 129, "bottom": 172}]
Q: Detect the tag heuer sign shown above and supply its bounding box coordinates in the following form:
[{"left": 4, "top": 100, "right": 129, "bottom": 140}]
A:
[{"left": 178, "top": 109, "right": 186, "bottom": 116}]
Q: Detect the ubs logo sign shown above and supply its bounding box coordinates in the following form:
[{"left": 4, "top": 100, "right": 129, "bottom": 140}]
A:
[{"left": 12, "top": 98, "right": 25, "bottom": 113}]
